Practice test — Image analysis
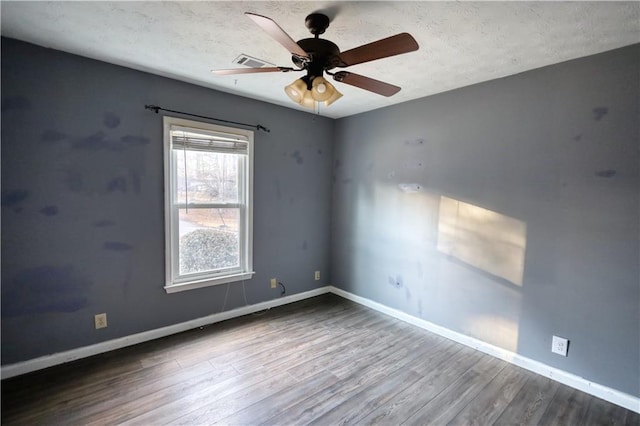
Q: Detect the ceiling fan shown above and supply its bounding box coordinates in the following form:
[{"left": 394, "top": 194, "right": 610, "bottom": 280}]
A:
[{"left": 212, "top": 12, "right": 419, "bottom": 108}]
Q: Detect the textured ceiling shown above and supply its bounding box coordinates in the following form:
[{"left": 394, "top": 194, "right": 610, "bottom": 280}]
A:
[{"left": 1, "top": 1, "right": 639, "bottom": 119}]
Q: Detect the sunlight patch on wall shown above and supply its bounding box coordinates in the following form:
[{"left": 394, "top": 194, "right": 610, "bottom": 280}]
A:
[
  {"left": 437, "top": 196, "right": 527, "bottom": 286},
  {"left": 466, "top": 314, "right": 520, "bottom": 352}
]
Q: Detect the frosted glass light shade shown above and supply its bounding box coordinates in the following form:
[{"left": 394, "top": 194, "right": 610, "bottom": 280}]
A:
[
  {"left": 324, "top": 87, "right": 343, "bottom": 106},
  {"left": 299, "top": 90, "right": 316, "bottom": 109},
  {"left": 310, "top": 77, "right": 333, "bottom": 102},
  {"left": 284, "top": 78, "right": 307, "bottom": 103}
]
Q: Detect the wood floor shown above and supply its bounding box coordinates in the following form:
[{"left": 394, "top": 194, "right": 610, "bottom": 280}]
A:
[{"left": 2, "top": 294, "right": 638, "bottom": 425}]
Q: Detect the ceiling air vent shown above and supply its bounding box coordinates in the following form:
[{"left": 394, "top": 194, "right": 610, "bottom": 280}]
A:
[{"left": 233, "top": 54, "right": 274, "bottom": 68}]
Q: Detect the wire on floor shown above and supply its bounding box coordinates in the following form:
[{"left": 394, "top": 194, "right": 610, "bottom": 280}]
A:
[
  {"left": 219, "top": 282, "right": 231, "bottom": 313},
  {"left": 241, "top": 280, "right": 249, "bottom": 306}
]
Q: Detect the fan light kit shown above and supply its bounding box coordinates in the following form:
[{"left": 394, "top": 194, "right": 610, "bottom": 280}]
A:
[
  {"left": 212, "top": 12, "right": 419, "bottom": 109},
  {"left": 285, "top": 75, "right": 342, "bottom": 107}
]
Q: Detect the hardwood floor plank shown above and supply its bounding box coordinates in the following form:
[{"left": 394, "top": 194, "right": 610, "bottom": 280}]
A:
[
  {"left": 2, "top": 359, "right": 187, "bottom": 424},
  {"left": 200, "top": 319, "right": 330, "bottom": 369},
  {"left": 63, "top": 360, "right": 215, "bottom": 424},
  {"left": 400, "top": 354, "right": 505, "bottom": 425},
  {"left": 265, "top": 332, "right": 444, "bottom": 424},
  {"left": 213, "top": 370, "right": 341, "bottom": 425},
  {"left": 208, "top": 304, "right": 367, "bottom": 371},
  {"left": 243, "top": 328, "right": 378, "bottom": 383},
  {"left": 167, "top": 370, "right": 303, "bottom": 425},
  {"left": 231, "top": 327, "right": 363, "bottom": 376},
  {"left": 2, "top": 346, "right": 144, "bottom": 401},
  {"left": 625, "top": 409, "right": 640, "bottom": 426},
  {"left": 446, "top": 364, "right": 531, "bottom": 425},
  {"left": 115, "top": 368, "right": 277, "bottom": 425},
  {"left": 174, "top": 297, "right": 357, "bottom": 369},
  {"left": 538, "top": 385, "right": 591, "bottom": 425},
  {"left": 140, "top": 294, "right": 343, "bottom": 369},
  {"left": 262, "top": 329, "right": 441, "bottom": 425},
  {"left": 77, "top": 361, "right": 238, "bottom": 425},
  {"left": 492, "top": 373, "right": 561, "bottom": 426},
  {"left": 328, "top": 330, "right": 442, "bottom": 380},
  {"left": 357, "top": 343, "right": 477, "bottom": 425},
  {"left": 169, "top": 367, "right": 341, "bottom": 425},
  {"left": 582, "top": 395, "right": 635, "bottom": 426},
  {"left": 1, "top": 294, "right": 635, "bottom": 426},
  {"left": 116, "top": 307, "right": 394, "bottom": 425},
  {"left": 132, "top": 298, "right": 305, "bottom": 368},
  {"left": 281, "top": 324, "right": 398, "bottom": 383},
  {"left": 306, "top": 363, "right": 423, "bottom": 426}
]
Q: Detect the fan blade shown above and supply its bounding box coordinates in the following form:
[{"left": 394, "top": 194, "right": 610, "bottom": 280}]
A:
[
  {"left": 333, "top": 71, "right": 401, "bottom": 97},
  {"left": 245, "top": 12, "right": 310, "bottom": 59},
  {"left": 339, "top": 33, "right": 418, "bottom": 67},
  {"left": 212, "top": 67, "right": 289, "bottom": 75}
]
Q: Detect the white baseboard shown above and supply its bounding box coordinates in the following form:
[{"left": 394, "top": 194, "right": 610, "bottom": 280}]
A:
[
  {"left": 328, "top": 286, "right": 640, "bottom": 414},
  {"left": 2, "top": 284, "right": 638, "bottom": 414},
  {"left": 0, "top": 286, "right": 332, "bottom": 380}
]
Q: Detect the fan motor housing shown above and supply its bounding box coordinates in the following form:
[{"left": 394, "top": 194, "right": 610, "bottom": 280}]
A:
[{"left": 293, "top": 38, "right": 343, "bottom": 73}]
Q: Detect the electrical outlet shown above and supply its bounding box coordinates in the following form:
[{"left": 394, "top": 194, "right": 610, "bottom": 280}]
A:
[
  {"left": 314, "top": 271, "right": 320, "bottom": 281},
  {"left": 95, "top": 313, "right": 108, "bottom": 329},
  {"left": 270, "top": 278, "right": 277, "bottom": 288},
  {"left": 552, "top": 335, "right": 569, "bottom": 356}
]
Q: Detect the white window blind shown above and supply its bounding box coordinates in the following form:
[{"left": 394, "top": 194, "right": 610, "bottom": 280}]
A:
[{"left": 170, "top": 126, "right": 249, "bottom": 154}]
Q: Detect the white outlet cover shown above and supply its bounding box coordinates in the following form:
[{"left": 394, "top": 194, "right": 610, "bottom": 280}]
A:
[
  {"left": 94, "top": 313, "right": 107, "bottom": 329},
  {"left": 552, "top": 335, "right": 569, "bottom": 356}
]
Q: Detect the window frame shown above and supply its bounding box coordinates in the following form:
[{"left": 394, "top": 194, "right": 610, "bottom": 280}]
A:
[{"left": 163, "top": 116, "right": 254, "bottom": 293}]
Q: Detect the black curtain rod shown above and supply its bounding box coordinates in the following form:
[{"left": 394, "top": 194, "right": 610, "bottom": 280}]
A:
[{"left": 145, "top": 105, "right": 270, "bottom": 133}]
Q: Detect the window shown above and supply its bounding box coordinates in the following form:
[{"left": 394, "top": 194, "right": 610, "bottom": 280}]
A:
[{"left": 164, "top": 117, "right": 254, "bottom": 293}]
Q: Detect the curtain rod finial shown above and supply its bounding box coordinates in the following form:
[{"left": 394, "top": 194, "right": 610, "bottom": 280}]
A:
[{"left": 145, "top": 104, "right": 160, "bottom": 114}]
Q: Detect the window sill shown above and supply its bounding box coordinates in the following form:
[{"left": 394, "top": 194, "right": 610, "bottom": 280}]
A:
[{"left": 165, "top": 271, "right": 255, "bottom": 294}]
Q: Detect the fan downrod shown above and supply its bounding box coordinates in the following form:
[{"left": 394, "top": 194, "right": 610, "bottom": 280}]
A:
[{"left": 305, "top": 13, "right": 330, "bottom": 35}]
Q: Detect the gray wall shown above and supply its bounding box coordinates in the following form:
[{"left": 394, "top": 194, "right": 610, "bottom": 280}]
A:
[
  {"left": 332, "top": 44, "right": 639, "bottom": 397},
  {"left": 2, "top": 35, "right": 638, "bottom": 399},
  {"left": 1, "top": 38, "right": 333, "bottom": 364}
]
